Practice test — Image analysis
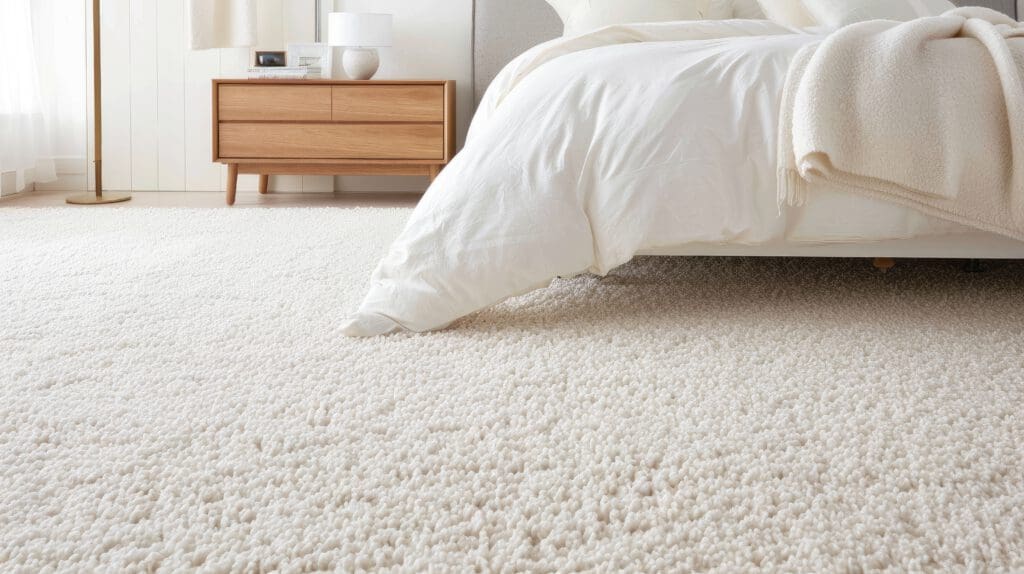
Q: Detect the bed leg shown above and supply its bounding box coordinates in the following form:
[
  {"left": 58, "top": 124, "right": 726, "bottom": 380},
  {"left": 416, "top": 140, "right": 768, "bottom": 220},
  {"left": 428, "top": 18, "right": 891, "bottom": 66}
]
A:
[{"left": 873, "top": 258, "right": 896, "bottom": 272}]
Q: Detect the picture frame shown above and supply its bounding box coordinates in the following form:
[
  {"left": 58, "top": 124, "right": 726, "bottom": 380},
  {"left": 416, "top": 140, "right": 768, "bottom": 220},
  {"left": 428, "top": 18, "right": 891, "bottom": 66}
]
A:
[
  {"left": 286, "top": 43, "right": 333, "bottom": 79},
  {"left": 254, "top": 51, "right": 287, "bottom": 67}
]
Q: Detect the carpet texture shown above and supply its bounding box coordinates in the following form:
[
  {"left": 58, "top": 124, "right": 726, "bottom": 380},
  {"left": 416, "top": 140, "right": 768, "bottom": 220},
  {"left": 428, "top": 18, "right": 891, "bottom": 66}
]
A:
[{"left": 1, "top": 208, "right": 1023, "bottom": 572}]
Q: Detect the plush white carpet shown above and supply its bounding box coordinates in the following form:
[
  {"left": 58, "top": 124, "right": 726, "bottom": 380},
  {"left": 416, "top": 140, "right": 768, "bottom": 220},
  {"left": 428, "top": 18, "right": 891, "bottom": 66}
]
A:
[{"left": 1, "top": 207, "right": 1023, "bottom": 572}]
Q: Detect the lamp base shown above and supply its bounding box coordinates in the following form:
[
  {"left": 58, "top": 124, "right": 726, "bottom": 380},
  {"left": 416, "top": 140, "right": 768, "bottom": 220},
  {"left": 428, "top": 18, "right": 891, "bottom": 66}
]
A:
[
  {"left": 66, "top": 192, "right": 132, "bottom": 205},
  {"left": 343, "top": 48, "right": 380, "bottom": 80}
]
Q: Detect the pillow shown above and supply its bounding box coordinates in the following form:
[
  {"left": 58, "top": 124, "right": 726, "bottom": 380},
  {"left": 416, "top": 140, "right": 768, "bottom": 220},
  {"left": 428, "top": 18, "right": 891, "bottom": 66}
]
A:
[
  {"left": 708, "top": 0, "right": 766, "bottom": 19},
  {"left": 733, "top": 0, "right": 767, "bottom": 19},
  {"left": 755, "top": 0, "right": 816, "bottom": 27},
  {"left": 708, "top": 0, "right": 736, "bottom": 19},
  {"left": 545, "top": 0, "right": 715, "bottom": 36},
  {"left": 800, "top": 0, "right": 955, "bottom": 28}
]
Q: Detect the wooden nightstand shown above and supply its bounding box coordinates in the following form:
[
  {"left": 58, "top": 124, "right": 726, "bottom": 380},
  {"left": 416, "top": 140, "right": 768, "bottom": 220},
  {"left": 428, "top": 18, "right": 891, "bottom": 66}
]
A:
[{"left": 212, "top": 79, "right": 456, "bottom": 206}]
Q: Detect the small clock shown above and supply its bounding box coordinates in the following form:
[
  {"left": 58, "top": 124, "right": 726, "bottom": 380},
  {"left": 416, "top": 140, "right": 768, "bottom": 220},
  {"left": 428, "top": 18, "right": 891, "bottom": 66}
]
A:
[{"left": 254, "top": 51, "right": 287, "bottom": 68}]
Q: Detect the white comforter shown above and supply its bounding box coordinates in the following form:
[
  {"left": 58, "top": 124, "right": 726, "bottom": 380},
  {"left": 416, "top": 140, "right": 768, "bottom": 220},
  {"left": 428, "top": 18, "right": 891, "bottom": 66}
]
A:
[{"left": 343, "top": 19, "right": 960, "bottom": 336}]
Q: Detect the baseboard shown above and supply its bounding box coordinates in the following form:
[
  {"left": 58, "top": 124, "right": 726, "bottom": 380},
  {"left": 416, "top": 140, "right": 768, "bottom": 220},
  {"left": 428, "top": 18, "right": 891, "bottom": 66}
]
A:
[
  {"left": 335, "top": 175, "right": 431, "bottom": 193},
  {"left": 34, "top": 175, "right": 87, "bottom": 193},
  {"left": 27, "top": 161, "right": 87, "bottom": 193}
]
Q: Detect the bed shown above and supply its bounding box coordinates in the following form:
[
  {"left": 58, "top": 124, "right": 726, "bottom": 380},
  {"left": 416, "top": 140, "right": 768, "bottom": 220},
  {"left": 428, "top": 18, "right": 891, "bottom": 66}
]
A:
[
  {"left": 473, "top": 0, "right": 1023, "bottom": 260},
  {"left": 343, "top": 0, "right": 1024, "bottom": 336}
]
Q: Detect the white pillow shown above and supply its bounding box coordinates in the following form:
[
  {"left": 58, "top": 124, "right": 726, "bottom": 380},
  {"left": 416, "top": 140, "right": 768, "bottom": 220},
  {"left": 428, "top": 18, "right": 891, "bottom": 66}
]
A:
[
  {"left": 755, "top": 0, "right": 816, "bottom": 27},
  {"left": 708, "top": 0, "right": 736, "bottom": 19},
  {"left": 800, "top": 0, "right": 955, "bottom": 28},
  {"left": 733, "top": 0, "right": 767, "bottom": 19},
  {"left": 708, "top": 0, "right": 766, "bottom": 19},
  {"left": 545, "top": 0, "right": 715, "bottom": 36}
]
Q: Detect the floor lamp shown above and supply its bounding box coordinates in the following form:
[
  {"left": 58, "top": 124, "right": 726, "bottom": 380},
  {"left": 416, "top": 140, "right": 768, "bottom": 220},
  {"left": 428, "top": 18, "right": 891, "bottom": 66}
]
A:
[{"left": 67, "top": 0, "right": 130, "bottom": 205}]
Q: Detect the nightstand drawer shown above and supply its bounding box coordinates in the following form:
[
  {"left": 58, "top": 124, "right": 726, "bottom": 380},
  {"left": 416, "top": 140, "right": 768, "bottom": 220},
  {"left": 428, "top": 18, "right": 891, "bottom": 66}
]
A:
[
  {"left": 219, "top": 123, "right": 444, "bottom": 160},
  {"left": 218, "top": 85, "right": 333, "bottom": 122},
  {"left": 332, "top": 85, "right": 444, "bottom": 122}
]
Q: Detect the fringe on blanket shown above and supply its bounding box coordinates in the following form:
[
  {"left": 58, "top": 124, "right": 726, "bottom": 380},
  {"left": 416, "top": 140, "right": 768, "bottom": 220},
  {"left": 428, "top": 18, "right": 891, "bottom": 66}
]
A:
[{"left": 778, "top": 167, "right": 808, "bottom": 207}]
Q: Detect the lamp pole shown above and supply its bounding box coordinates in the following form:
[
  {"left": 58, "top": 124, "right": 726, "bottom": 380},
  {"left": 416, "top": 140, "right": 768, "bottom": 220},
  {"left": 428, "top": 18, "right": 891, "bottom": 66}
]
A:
[
  {"left": 315, "top": 0, "right": 323, "bottom": 42},
  {"left": 67, "top": 0, "right": 131, "bottom": 205}
]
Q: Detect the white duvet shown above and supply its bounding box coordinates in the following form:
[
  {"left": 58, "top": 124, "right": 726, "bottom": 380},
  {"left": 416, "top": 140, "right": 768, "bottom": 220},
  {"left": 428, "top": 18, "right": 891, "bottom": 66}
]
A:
[{"left": 343, "top": 19, "right": 962, "bottom": 336}]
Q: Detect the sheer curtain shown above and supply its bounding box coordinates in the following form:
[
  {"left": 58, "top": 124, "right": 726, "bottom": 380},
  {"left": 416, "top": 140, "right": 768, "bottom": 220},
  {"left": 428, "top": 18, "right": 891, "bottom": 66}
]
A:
[
  {"left": 33, "top": 0, "right": 88, "bottom": 181},
  {"left": 0, "top": 0, "right": 85, "bottom": 196}
]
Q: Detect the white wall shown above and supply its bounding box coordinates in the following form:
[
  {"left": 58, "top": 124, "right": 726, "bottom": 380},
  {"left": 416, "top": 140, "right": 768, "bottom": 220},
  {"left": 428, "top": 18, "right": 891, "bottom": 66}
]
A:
[{"left": 71, "top": 0, "right": 472, "bottom": 194}]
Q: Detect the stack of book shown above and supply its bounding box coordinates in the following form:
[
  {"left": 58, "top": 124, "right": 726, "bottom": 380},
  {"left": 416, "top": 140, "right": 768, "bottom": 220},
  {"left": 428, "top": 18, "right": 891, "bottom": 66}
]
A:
[{"left": 247, "top": 67, "right": 323, "bottom": 80}]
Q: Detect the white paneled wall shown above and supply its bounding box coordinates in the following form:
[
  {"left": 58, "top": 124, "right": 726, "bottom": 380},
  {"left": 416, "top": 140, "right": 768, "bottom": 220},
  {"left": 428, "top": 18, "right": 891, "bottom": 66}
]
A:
[
  {"left": 84, "top": 0, "right": 332, "bottom": 193},
  {"left": 71, "top": 0, "right": 473, "bottom": 194}
]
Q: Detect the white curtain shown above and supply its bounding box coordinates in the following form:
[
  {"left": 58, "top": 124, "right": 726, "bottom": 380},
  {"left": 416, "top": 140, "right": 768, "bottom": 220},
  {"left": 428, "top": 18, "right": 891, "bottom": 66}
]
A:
[
  {"left": 0, "top": 0, "right": 58, "bottom": 195},
  {"left": 33, "top": 0, "right": 88, "bottom": 176},
  {"left": 0, "top": 0, "right": 84, "bottom": 196}
]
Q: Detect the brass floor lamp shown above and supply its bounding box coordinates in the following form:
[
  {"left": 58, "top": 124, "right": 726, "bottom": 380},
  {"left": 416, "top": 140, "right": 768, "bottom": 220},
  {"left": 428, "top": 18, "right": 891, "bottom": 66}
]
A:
[{"left": 67, "top": 0, "right": 130, "bottom": 205}]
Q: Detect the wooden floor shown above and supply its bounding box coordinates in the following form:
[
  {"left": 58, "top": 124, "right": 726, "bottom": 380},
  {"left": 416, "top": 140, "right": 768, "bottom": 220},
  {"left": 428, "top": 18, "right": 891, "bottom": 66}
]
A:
[{"left": 0, "top": 190, "right": 422, "bottom": 209}]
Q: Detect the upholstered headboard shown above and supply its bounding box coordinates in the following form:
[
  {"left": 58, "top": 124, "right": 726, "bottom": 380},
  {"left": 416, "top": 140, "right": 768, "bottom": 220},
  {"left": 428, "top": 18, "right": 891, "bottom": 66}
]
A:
[
  {"left": 472, "top": 0, "right": 1018, "bottom": 106},
  {"left": 473, "top": 0, "right": 560, "bottom": 106}
]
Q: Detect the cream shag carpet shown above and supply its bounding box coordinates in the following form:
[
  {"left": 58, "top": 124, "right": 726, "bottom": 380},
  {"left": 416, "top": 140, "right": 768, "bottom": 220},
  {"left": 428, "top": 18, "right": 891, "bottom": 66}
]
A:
[{"left": 2, "top": 208, "right": 1023, "bottom": 572}]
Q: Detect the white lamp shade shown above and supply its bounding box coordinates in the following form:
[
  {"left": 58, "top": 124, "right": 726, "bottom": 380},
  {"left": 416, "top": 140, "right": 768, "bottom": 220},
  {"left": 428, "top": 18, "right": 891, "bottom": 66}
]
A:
[{"left": 328, "top": 13, "right": 393, "bottom": 48}]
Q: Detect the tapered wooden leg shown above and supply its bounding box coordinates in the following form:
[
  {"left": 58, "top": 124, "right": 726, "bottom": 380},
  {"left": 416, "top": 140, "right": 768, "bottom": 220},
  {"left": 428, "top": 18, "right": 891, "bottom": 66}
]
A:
[
  {"left": 873, "top": 257, "right": 896, "bottom": 272},
  {"left": 428, "top": 165, "right": 441, "bottom": 183},
  {"left": 226, "top": 164, "right": 238, "bottom": 206},
  {"left": 258, "top": 174, "right": 269, "bottom": 195}
]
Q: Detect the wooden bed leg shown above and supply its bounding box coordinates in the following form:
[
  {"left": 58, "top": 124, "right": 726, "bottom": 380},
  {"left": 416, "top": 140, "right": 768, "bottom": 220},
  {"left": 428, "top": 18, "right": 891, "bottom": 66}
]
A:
[
  {"left": 873, "top": 257, "right": 896, "bottom": 272},
  {"left": 258, "top": 174, "right": 269, "bottom": 195},
  {"left": 428, "top": 165, "right": 441, "bottom": 182}
]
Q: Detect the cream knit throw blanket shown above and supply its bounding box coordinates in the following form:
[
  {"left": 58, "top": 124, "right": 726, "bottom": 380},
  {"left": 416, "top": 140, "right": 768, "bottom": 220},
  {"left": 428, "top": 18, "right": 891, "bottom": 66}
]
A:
[{"left": 779, "top": 7, "right": 1024, "bottom": 241}]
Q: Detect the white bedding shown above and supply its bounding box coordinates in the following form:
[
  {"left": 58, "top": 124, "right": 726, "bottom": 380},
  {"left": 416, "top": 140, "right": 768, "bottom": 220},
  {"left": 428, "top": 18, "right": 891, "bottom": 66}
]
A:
[{"left": 343, "top": 19, "right": 964, "bottom": 336}]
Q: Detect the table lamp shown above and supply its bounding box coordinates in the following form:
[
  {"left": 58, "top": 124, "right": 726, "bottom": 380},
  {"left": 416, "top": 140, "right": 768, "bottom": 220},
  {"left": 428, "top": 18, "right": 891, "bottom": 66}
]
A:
[{"left": 328, "top": 13, "right": 393, "bottom": 80}]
